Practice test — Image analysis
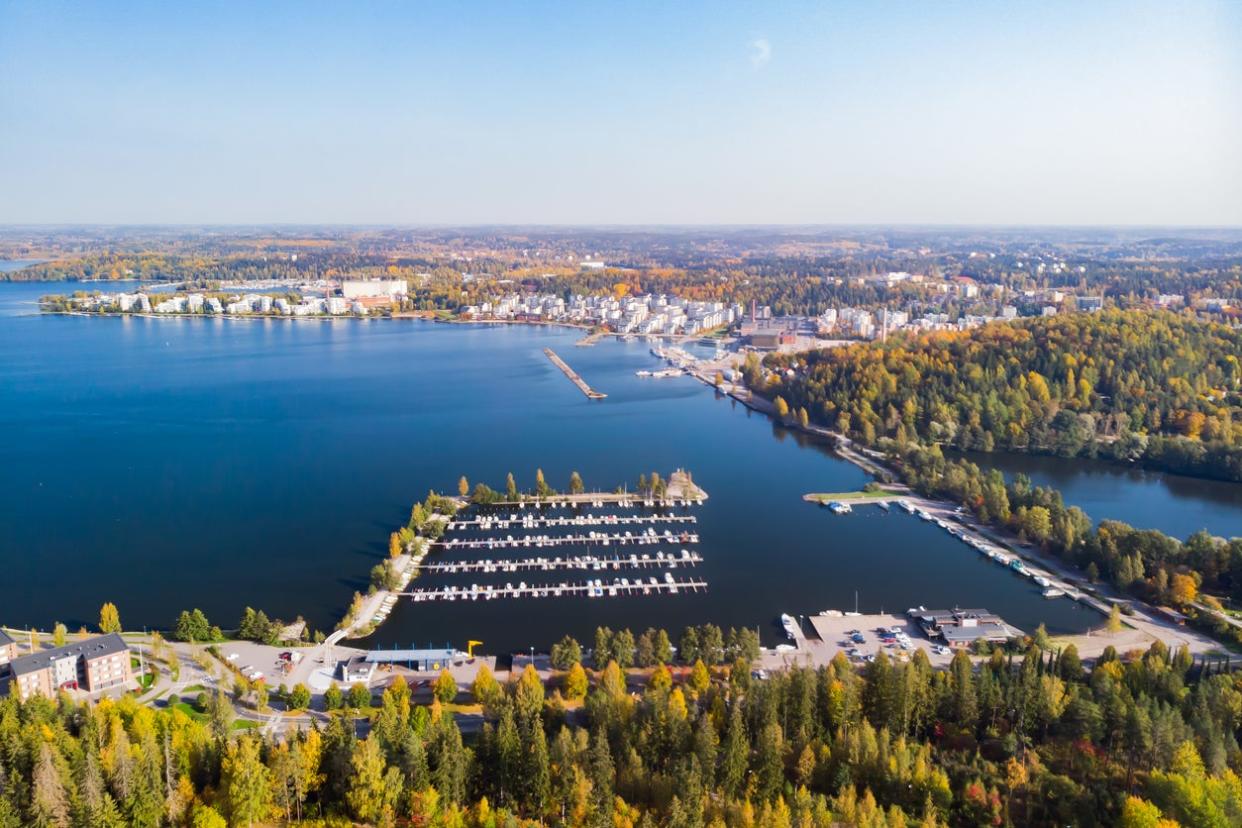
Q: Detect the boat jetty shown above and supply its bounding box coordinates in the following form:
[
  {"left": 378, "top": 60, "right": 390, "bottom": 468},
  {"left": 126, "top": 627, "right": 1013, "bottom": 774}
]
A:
[
  {"left": 415, "top": 549, "right": 702, "bottom": 573},
  {"left": 447, "top": 512, "right": 697, "bottom": 530},
  {"left": 432, "top": 528, "right": 700, "bottom": 550},
  {"left": 395, "top": 470, "right": 711, "bottom": 609},
  {"left": 544, "top": 347, "right": 606, "bottom": 399},
  {"left": 402, "top": 574, "right": 707, "bottom": 602}
]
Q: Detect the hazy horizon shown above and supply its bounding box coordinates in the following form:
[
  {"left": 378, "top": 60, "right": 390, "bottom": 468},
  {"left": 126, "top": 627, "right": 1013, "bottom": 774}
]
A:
[{"left": 2, "top": 1, "right": 1240, "bottom": 226}]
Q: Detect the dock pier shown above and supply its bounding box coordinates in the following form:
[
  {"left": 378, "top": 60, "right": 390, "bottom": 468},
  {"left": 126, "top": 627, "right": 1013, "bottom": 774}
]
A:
[
  {"left": 433, "top": 530, "right": 700, "bottom": 550},
  {"left": 448, "top": 513, "right": 697, "bottom": 530},
  {"left": 402, "top": 576, "right": 708, "bottom": 602},
  {"left": 544, "top": 348, "right": 606, "bottom": 399},
  {"left": 414, "top": 550, "right": 703, "bottom": 573}
]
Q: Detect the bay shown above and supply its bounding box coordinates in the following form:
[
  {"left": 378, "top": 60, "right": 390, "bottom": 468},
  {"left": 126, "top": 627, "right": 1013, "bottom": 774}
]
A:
[{"left": 1, "top": 280, "right": 1097, "bottom": 651}]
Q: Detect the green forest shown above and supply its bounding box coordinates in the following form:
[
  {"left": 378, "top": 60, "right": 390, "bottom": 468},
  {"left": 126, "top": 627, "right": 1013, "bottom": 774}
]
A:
[
  {"left": 4, "top": 638, "right": 1242, "bottom": 828},
  {"left": 762, "top": 310, "right": 1242, "bottom": 481}
]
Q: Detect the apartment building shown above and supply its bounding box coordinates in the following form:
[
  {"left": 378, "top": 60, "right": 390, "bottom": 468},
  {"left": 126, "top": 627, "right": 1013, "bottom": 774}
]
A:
[
  {"left": 5, "top": 633, "right": 132, "bottom": 701},
  {"left": 0, "top": 630, "right": 16, "bottom": 675}
]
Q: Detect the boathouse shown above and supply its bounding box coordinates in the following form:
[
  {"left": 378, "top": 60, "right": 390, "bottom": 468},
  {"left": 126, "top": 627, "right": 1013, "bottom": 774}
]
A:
[{"left": 365, "top": 645, "right": 460, "bottom": 672}]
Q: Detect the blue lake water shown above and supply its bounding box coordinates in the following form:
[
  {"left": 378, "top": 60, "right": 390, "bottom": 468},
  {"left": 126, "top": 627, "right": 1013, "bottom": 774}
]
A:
[
  {"left": 1, "top": 279, "right": 1106, "bottom": 650},
  {"left": 953, "top": 450, "right": 1242, "bottom": 541}
]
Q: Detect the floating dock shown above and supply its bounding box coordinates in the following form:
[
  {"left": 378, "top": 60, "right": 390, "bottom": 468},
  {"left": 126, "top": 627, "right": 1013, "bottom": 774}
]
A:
[
  {"left": 448, "top": 512, "right": 697, "bottom": 530},
  {"left": 415, "top": 550, "right": 702, "bottom": 573},
  {"left": 433, "top": 530, "right": 700, "bottom": 550},
  {"left": 402, "top": 576, "right": 708, "bottom": 602},
  {"left": 544, "top": 348, "right": 606, "bottom": 399}
]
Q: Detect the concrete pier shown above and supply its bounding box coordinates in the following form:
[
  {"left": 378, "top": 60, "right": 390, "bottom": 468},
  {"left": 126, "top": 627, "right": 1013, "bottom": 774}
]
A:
[{"left": 544, "top": 347, "right": 606, "bottom": 399}]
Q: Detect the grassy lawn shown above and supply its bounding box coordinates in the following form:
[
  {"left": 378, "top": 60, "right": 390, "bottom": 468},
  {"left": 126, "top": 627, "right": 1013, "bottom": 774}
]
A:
[
  {"left": 171, "top": 702, "right": 209, "bottom": 722},
  {"left": 805, "top": 487, "right": 903, "bottom": 503},
  {"left": 232, "top": 720, "right": 261, "bottom": 731}
]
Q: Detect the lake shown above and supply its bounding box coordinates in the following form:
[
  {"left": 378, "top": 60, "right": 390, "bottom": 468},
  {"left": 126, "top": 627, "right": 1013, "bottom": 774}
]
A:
[
  {"left": 953, "top": 450, "right": 1242, "bottom": 541},
  {"left": 1, "top": 279, "right": 1102, "bottom": 651}
]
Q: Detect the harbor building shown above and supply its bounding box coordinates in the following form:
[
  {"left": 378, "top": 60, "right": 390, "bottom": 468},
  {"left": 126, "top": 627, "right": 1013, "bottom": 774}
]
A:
[
  {"left": 365, "top": 645, "right": 460, "bottom": 672},
  {"left": 4, "top": 633, "right": 132, "bottom": 700},
  {"left": 339, "top": 655, "right": 377, "bottom": 685},
  {"left": 909, "top": 609, "right": 1019, "bottom": 650}
]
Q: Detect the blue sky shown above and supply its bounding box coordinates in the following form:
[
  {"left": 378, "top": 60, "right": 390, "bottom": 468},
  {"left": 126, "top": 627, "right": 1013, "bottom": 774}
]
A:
[{"left": 1, "top": 1, "right": 1239, "bottom": 225}]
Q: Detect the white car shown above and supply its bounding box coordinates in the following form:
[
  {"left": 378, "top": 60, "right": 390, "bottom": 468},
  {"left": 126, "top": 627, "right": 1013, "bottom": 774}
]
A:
[{"left": 226, "top": 653, "right": 239, "bottom": 661}]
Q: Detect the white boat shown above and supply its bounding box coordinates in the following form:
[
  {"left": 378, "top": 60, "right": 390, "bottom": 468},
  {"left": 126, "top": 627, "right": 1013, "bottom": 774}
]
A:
[
  {"left": 828, "top": 501, "right": 852, "bottom": 514},
  {"left": 1042, "top": 588, "right": 1066, "bottom": 598},
  {"left": 780, "top": 613, "right": 800, "bottom": 640}
]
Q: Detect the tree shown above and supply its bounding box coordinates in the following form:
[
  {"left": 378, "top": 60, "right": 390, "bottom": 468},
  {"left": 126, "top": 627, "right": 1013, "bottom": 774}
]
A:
[
  {"left": 564, "top": 662, "right": 588, "bottom": 700},
  {"left": 689, "top": 659, "right": 711, "bottom": 694},
  {"left": 472, "top": 663, "right": 501, "bottom": 707},
  {"left": 348, "top": 683, "right": 372, "bottom": 710},
  {"left": 347, "top": 737, "right": 391, "bottom": 824},
  {"left": 1170, "top": 573, "right": 1198, "bottom": 606},
  {"left": 458, "top": 475, "right": 469, "bottom": 497},
  {"left": 222, "top": 736, "right": 270, "bottom": 828},
  {"left": 506, "top": 471, "right": 518, "bottom": 499},
  {"left": 551, "top": 635, "right": 582, "bottom": 670},
  {"left": 323, "top": 683, "right": 343, "bottom": 710},
  {"left": 190, "top": 805, "right": 227, "bottom": 828},
  {"left": 774, "top": 396, "right": 790, "bottom": 419},
  {"left": 535, "top": 468, "right": 551, "bottom": 498},
  {"left": 174, "top": 608, "right": 212, "bottom": 642},
  {"left": 99, "top": 602, "right": 121, "bottom": 634},
  {"left": 1118, "top": 796, "right": 1177, "bottom": 828},
  {"left": 569, "top": 470, "right": 585, "bottom": 495},
  {"left": 51, "top": 622, "right": 66, "bottom": 647},
  {"left": 389, "top": 531, "right": 403, "bottom": 559},
  {"left": 514, "top": 664, "right": 546, "bottom": 723},
  {"left": 30, "top": 741, "right": 69, "bottom": 828},
  {"left": 288, "top": 683, "right": 311, "bottom": 711},
  {"left": 654, "top": 629, "right": 673, "bottom": 665},
  {"left": 1107, "top": 603, "right": 1124, "bottom": 634},
  {"left": 434, "top": 669, "right": 458, "bottom": 704}
]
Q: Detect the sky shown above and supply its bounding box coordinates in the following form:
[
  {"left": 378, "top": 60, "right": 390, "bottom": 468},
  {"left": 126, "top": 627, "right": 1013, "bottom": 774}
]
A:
[{"left": 1, "top": 1, "right": 1240, "bottom": 226}]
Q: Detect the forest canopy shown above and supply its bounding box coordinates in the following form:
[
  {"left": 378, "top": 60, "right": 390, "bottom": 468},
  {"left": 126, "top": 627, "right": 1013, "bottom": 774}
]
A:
[{"left": 763, "top": 310, "right": 1242, "bottom": 481}]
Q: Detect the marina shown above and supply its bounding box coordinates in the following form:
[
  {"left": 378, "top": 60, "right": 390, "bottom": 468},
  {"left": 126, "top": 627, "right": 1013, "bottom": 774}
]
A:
[
  {"left": 431, "top": 529, "right": 700, "bottom": 549},
  {"left": 446, "top": 512, "right": 697, "bottom": 529},
  {"left": 808, "top": 490, "right": 1087, "bottom": 606},
  {"left": 402, "top": 575, "right": 708, "bottom": 602},
  {"left": 414, "top": 549, "right": 702, "bottom": 573},
  {"left": 544, "top": 347, "right": 607, "bottom": 399}
]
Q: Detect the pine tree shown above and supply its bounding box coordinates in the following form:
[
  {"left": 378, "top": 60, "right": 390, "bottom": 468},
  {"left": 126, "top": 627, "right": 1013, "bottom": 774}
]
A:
[
  {"left": 346, "top": 738, "right": 389, "bottom": 823},
  {"left": 30, "top": 742, "right": 69, "bottom": 828},
  {"left": 222, "top": 736, "right": 270, "bottom": 828}
]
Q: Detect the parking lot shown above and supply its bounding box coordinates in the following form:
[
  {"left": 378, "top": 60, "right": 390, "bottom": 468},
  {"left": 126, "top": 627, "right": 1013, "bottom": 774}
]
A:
[
  {"left": 215, "top": 640, "right": 315, "bottom": 686},
  {"left": 805, "top": 612, "right": 955, "bottom": 668}
]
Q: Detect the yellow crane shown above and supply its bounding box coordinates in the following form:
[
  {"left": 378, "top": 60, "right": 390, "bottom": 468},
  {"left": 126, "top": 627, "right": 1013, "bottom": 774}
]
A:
[{"left": 467, "top": 640, "right": 483, "bottom": 657}]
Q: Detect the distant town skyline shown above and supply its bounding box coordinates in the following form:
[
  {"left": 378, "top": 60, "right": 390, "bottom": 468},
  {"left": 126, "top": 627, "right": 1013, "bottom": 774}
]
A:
[{"left": 1, "top": 1, "right": 1239, "bottom": 226}]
